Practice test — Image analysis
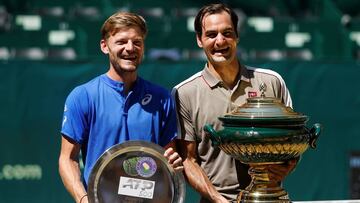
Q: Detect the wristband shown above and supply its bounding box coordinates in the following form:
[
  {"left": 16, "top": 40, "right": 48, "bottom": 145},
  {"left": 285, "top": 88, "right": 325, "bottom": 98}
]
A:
[{"left": 80, "top": 194, "right": 87, "bottom": 203}]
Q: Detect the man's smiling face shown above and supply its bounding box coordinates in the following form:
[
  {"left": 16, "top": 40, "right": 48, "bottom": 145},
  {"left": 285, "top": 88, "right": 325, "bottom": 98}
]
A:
[{"left": 196, "top": 11, "right": 238, "bottom": 65}]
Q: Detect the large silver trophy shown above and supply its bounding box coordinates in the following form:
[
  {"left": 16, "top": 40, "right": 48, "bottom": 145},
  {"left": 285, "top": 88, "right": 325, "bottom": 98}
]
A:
[
  {"left": 87, "top": 141, "right": 185, "bottom": 203},
  {"left": 205, "top": 84, "right": 322, "bottom": 203}
]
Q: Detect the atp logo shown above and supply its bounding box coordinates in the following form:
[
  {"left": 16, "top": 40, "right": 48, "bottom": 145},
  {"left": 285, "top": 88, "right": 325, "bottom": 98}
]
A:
[{"left": 141, "top": 94, "right": 152, "bottom": 106}]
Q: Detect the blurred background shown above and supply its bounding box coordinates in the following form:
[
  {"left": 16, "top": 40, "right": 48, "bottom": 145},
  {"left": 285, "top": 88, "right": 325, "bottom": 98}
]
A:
[{"left": 0, "top": 0, "right": 359, "bottom": 202}]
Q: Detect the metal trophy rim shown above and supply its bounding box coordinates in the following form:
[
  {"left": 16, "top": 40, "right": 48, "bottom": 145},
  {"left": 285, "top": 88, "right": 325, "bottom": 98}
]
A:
[{"left": 87, "top": 140, "right": 185, "bottom": 203}]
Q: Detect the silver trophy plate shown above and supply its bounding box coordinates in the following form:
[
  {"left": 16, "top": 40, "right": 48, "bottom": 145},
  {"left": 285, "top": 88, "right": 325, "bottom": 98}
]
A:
[{"left": 88, "top": 141, "right": 185, "bottom": 203}]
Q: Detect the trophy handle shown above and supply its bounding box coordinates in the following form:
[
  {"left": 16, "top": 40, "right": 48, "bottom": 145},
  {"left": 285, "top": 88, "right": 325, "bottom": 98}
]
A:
[
  {"left": 308, "top": 123, "right": 322, "bottom": 149},
  {"left": 204, "top": 124, "right": 221, "bottom": 146}
]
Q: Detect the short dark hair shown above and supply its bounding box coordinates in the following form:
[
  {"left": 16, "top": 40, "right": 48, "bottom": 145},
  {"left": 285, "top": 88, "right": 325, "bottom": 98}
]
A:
[{"left": 194, "top": 3, "right": 239, "bottom": 38}]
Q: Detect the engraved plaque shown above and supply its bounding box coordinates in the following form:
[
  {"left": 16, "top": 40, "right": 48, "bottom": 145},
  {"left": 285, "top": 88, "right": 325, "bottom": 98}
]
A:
[{"left": 88, "top": 141, "right": 185, "bottom": 203}]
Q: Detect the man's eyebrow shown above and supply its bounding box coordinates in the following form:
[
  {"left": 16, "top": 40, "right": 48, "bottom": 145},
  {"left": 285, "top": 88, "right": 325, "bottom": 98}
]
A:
[
  {"left": 204, "top": 27, "right": 234, "bottom": 34},
  {"left": 223, "top": 27, "right": 234, "bottom": 31},
  {"left": 204, "top": 29, "right": 216, "bottom": 34}
]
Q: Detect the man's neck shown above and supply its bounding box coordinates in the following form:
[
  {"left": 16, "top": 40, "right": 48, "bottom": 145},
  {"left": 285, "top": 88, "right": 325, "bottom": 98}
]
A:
[
  {"left": 106, "top": 69, "right": 137, "bottom": 95},
  {"left": 208, "top": 60, "right": 240, "bottom": 89}
]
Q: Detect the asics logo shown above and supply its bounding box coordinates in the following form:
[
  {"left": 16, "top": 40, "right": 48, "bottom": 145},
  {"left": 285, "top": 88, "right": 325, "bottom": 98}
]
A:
[
  {"left": 62, "top": 116, "right": 67, "bottom": 127},
  {"left": 141, "top": 94, "right": 152, "bottom": 105}
]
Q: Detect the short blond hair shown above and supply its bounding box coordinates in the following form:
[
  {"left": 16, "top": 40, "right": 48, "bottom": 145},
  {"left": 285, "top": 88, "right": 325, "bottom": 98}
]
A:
[{"left": 101, "top": 11, "right": 147, "bottom": 40}]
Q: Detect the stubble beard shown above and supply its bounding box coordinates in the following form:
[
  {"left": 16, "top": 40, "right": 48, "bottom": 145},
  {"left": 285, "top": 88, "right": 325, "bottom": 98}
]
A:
[{"left": 110, "top": 53, "right": 138, "bottom": 77}]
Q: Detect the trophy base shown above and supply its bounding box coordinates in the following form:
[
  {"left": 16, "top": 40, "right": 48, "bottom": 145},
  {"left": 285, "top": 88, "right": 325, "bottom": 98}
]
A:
[
  {"left": 237, "top": 187, "right": 290, "bottom": 203},
  {"left": 236, "top": 163, "right": 291, "bottom": 203}
]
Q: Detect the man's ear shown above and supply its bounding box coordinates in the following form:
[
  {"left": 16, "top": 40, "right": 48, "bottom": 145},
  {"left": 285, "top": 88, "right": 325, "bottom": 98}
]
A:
[
  {"left": 196, "top": 35, "right": 203, "bottom": 48},
  {"left": 100, "top": 39, "right": 109, "bottom": 54}
]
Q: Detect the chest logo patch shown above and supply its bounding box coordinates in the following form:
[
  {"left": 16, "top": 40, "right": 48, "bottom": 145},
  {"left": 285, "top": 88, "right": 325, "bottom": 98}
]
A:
[
  {"left": 141, "top": 94, "right": 152, "bottom": 105},
  {"left": 248, "top": 91, "right": 257, "bottom": 98}
]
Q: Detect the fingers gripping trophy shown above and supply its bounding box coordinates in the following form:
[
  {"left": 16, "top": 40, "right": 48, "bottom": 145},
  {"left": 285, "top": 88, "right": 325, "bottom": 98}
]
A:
[{"left": 204, "top": 83, "right": 322, "bottom": 203}]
